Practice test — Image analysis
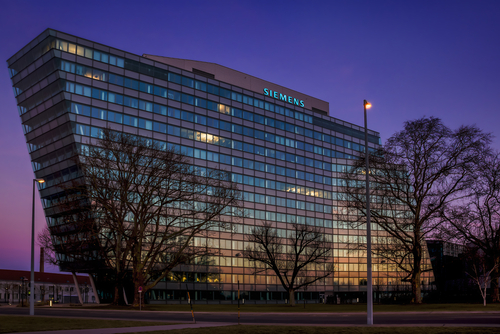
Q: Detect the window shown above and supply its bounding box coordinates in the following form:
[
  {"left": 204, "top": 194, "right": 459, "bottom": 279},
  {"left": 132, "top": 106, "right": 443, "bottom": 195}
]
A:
[
  {"left": 266, "top": 196, "right": 275, "bottom": 205},
  {"left": 266, "top": 212, "right": 276, "bottom": 221},
  {"left": 255, "top": 194, "right": 266, "bottom": 204},
  {"left": 232, "top": 174, "right": 242, "bottom": 183},
  {"left": 232, "top": 157, "right": 243, "bottom": 167},
  {"left": 243, "top": 192, "right": 254, "bottom": 202},
  {"left": 255, "top": 210, "right": 266, "bottom": 220},
  {"left": 243, "top": 159, "right": 254, "bottom": 169}
]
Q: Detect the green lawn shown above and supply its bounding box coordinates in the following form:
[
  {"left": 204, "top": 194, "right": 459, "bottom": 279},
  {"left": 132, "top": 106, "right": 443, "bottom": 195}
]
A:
[
  {"left": 130, "top": 326, "right": 500, "bottom": 334},
  {"left": 2, "top": 315, "right": 498, "bottom": 334},
  {"left": 0, "top": 315, "right": 173, "bottom": 333},
  {"left": 90, "top": 303, "right": 500, "bottom": 313}
]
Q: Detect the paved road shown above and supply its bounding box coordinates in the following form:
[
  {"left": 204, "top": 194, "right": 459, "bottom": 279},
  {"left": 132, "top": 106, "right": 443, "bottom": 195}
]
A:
[{"left": 1, "top": 307, "right": 500, "bottom": 326}]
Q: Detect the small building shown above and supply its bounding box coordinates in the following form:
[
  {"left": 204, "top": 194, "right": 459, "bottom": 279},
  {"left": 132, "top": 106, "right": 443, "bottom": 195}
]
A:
[
  {"left": 426, "top": 240, "right": 477, "bottom": 301},
  {"left": 0, "top": 269, "right": 96, "bottom": 304}
]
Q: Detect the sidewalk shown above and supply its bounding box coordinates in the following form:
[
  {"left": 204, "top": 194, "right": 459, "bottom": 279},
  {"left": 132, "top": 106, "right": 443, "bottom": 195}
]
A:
[
  {"left": 3, "top": 306, "right": 500, "bottom": 333},
  {"left": 6, "top": 321, "right": 500, "bottom": 334},
  {"left": 4, "top": 322, "right": 234, "bottom": 334},
  {"left": 0, "top": 303, "right": 102, "bottom": 308}
]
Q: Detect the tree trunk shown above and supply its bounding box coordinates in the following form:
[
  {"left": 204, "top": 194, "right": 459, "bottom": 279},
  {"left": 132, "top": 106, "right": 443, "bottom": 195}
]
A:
[
  {"left": 288, "top": 288, "right": 295, "bottom": 306},
  {"left": 112, "top": 284, "right": 122, "bottom": 305},
  {"left": 132, "top": 287, "right": 146, "bottom": 308},
  {"left": 411, "top": 270, "right": 422, "bottom": 304},
  {"left": 481, "top": 280, "right": 488, "bottom": 306},
  {"left": 132, "top": 272, "right": 146, "bottom": 307},
  {"left": 410, "top": 243, "right": 423, "bottom": 304}
]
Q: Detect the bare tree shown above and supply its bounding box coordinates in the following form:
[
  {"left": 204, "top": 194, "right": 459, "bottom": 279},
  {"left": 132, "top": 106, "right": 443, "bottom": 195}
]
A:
[
  {"left": 441, "top": 153, "right": 500, "bottom": 302},
  {"left": 38, "top": 226, "right": 57, "bottom": 266},
  {"left": 38, "top": 221, "right": 99, "bottom": 307},
  {"left": 39, "top": 284, "right": 47, "bottom": 302},
  {"left": 340, "top": 117, "right": 491, "bottom": 303},
  {"left": 0, "top": 283, "right": 11, "bottom": 304},
  {"left": 50, "top": 129, "right": 240, "bottom": 306},
  {"left": 464, "top": 247, "right": 499, "bottom": 306},
  {"left": 243, "top": 222, "right": 334, "bottom": 306}
]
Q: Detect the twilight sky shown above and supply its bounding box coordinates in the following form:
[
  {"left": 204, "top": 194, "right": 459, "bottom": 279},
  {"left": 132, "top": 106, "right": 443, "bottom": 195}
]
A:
[{"left": 0, "top": 0, "right": 499, "bottom": 273}]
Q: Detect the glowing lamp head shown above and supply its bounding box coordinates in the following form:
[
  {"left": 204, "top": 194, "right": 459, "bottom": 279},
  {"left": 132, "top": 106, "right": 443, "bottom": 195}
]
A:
[
  {"left": 35, "top": 178, "right": 45, "bottom": 184},
  {"left": 364, "top": 101, "right": 372, "bottom": 109}
]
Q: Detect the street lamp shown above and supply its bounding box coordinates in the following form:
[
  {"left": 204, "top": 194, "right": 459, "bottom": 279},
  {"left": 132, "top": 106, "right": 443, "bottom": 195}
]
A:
[
  {"left": 30, "top": 178, "right": 44, "bottom": 315},
  {"left": 363, "top": 100, "right": 373, "bottom": 325}
]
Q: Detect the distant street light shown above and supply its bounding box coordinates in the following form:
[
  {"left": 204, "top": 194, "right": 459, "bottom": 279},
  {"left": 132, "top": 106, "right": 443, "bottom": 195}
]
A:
[
  {"left": 30, "top": 178, "right": 44, "bottom": 315},
  {"left": 364, "top": 100, "right": 373, "bottom": 326}
]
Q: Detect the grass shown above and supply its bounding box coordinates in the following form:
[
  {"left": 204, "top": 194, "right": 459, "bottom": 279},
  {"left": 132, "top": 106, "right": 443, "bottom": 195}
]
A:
[
  {"left": 87, "top": 302, "right": 500, "bottom": 313},
  {"left": 129, "top": 326, "right": 500, "bottom": 334},
  {"left": 0, "top": 315, "right": 174, "bottom": 333},
  {"left": 2, "top": 314, "right": 498, "bottom": 334}
]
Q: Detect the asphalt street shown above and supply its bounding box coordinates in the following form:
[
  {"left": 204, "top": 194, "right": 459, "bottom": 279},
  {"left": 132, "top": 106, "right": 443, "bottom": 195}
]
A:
[{"left": 1, "top": 307, "right": 500, "bottom": 326}]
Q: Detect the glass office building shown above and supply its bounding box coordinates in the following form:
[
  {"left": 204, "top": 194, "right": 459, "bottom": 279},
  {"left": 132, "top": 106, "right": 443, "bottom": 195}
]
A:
[{"left": 8, "top": 29, "right": 433, "bottom": 303}]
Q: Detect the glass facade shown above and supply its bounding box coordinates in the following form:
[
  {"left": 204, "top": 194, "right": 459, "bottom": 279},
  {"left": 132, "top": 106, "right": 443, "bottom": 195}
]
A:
[{"left": 8, "top": 29, "right": 433, "bottom": 304}]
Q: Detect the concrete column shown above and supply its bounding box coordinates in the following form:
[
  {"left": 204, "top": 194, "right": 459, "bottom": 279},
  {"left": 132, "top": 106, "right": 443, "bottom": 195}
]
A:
[
  {"left": 71, "top": 272, "right": 83, "bottom": 305},
  {"left": 123, "top": 287, "right": 129, "bottom": 305},
  {"left": 88, "top": 274, "right": 100, "bottom": 304}
]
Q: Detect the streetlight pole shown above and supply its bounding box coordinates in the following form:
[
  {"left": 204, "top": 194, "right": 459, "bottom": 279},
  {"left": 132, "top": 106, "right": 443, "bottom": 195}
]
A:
[
  {"left": 30, "top": 178, "right": 44, "bottom": 315},
  {"left": 363, "top": 100, "right": 373, "bottom": 325}
]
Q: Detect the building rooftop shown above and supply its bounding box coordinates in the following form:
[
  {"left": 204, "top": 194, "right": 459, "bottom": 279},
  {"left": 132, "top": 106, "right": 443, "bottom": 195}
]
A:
[
  {"left": 144, "top": 55, "right": 330, "bottom": 114},
  {"left": 0, "top": 269, "right": 91, "bottom": 285}
]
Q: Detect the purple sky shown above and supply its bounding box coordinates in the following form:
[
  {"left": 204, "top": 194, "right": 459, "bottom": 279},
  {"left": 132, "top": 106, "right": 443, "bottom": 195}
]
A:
[{"left": 1, "top": 0, "right": 499, "bottom": 273}]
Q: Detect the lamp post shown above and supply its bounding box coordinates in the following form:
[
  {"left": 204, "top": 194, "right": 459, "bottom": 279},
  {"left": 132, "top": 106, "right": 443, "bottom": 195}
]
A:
[
  {"left": 363, "top": 100, "right": 373, "bottom": 325},
  {"left": 30, "top": 178, "right": 44, "bottom": 315}
]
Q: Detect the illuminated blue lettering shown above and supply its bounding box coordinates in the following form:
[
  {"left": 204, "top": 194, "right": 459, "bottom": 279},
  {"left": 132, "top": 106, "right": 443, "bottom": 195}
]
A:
[{"left": 263, "top": 88, "right": 306, "bottom": 108}]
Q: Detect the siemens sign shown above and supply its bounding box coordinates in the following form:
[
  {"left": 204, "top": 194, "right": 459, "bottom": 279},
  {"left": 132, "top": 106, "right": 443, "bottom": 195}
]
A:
[{"left": 263, "top": 88, "right": 305, "bottom": 107}]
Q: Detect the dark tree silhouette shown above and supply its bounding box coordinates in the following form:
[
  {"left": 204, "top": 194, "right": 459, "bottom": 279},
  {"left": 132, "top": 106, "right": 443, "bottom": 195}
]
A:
[
  {"left": 340, "top": 117, "right": 491, "bottom": 303},
  {"left": 244, "top": 222, "right": 334, "bottom": 306},
  {"left": 47, "top": 129, "right": 240, "bottom": 306},
  {"left": 441, "top": 153, "right": 500, "bottom": 302}
]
